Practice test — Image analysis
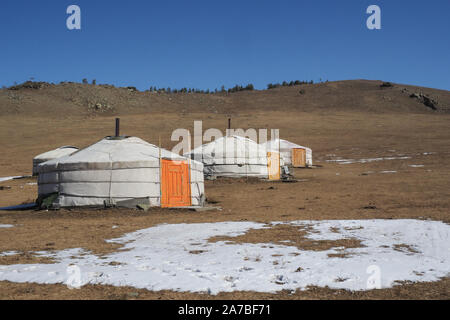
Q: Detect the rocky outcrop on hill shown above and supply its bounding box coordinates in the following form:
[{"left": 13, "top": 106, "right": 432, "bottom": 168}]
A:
[
  {"left": 402, "top": 89, "right": 439, "bottom": 110},
  {"left": 8, "top": 81, "right": 52, "bottom": 90}
]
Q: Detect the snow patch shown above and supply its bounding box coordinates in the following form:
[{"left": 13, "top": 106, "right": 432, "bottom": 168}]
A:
[
  {"left": 0, "top": 251, "right": 19, "bottom": 257},
  {"left": 0, "top": 176, "right": 22, "bottom": 183},
  {"left": 327, "top": 156, "right": 411, "bottom": 165},
  {"left": 0, "top": 220, "right": 448, "bottom": 294}
]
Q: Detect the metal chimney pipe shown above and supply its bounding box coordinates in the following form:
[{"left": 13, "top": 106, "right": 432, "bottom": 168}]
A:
[{"left": 115, "top": 118, "right": 120, "bottom": 137}]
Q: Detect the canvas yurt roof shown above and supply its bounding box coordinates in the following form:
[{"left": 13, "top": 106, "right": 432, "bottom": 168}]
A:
[
  {"left": 184, "top": 135, "right": 283, "bottom": 178},
  {"left": 32, "top": 146, "right": 79, "bottom": 175},
  {"left": 37, "top": 136, "right": 204, "bottom": 208},
  {"left": 261, "top": 139, "right": 312, "bottom": 166}
]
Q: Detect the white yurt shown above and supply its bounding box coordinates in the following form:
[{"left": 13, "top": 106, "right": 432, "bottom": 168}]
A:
[
  {"left": 261, "top": 139, "right": 312, "bottom": 167},
  {"left": 184, "top": 135, "right": 283, "bottom": 179},
  {"left": 37, "top": 136, "right": 204, "bottom": 209},
  {"left": 32, "top": 146, "right": 79, "bottom": 176}
]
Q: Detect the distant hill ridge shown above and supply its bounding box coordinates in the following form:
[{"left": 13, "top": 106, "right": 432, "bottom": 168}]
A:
[{"left": 1, "top": 79, "right": 449, "bottom": 117}]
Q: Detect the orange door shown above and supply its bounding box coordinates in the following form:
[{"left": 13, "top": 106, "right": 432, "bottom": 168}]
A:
[
  {"left": 267, "top": 152, "right": 280, "bottom": 180},
  {"left": 161, "top": 160, "right": 191, "bottom": 207},
  {"left": 292, "top": 148, "right": 306, "bottom": 167}
]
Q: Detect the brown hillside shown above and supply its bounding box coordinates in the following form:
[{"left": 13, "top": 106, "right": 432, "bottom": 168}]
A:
[{"left": 0, "top": 80, "right": 449, "bottom": 118}]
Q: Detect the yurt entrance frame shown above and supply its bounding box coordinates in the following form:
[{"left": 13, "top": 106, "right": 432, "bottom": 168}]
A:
[
  {"left": 160, "top": 159, "right": 192, "bottom": 207},
  {"left": 292, "top": 148, "right": 307, "bottom": 168}
]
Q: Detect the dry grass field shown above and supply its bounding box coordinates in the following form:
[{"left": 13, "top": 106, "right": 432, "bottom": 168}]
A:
[{"left": 0, "top": 80, "right": 449, "bottom": 299}]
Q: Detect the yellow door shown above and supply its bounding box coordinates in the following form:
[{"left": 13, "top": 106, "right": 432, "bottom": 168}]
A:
[
  {"left": 292, "top": 148, "right": 306, "bottom": 167},
  {"left": 267, "top": 152, "right": 280, "bottom": 180}
]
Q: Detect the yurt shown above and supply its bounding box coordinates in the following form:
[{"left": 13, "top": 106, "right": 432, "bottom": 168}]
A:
[
  {"left": 261, "top": 139, "right": 312, "bottom": 168},
  {"left": 184, "top": 135, "right": 283, "bottom": 179},
  {"left": 32, "top": 146, "right": 79, "bottom": 176},
  {"left": 37, "top": 136, "right": 204, "bottom": 209}
]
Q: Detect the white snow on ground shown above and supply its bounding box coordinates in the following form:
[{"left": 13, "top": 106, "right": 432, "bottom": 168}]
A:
[
  {"left": 0, "top": 219, "right": 449, "bottom": 294},
  {"left": 0, "top": 176, "right": 22, "bottom": 183},
  {"left": 0, "top": 251, "right": 19, "bottom": 257},
  {"left": 324, "top": 152, "right": 435, "bottom": 166},
  {"left": 0, "top": 224, "right": 13, "bottom": 228},
  {"left": 326, "top": 156, "right": 411, "bottom": 165}
]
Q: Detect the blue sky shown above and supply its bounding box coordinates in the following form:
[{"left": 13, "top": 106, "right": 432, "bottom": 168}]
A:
[{"left": 0, "top": 0, "right": 449, "bottom": 90}]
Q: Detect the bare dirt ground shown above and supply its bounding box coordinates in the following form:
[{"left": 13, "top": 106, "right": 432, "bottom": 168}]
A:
[{"left": 0, "top": 80, "right": 449, "bottom": 299}]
